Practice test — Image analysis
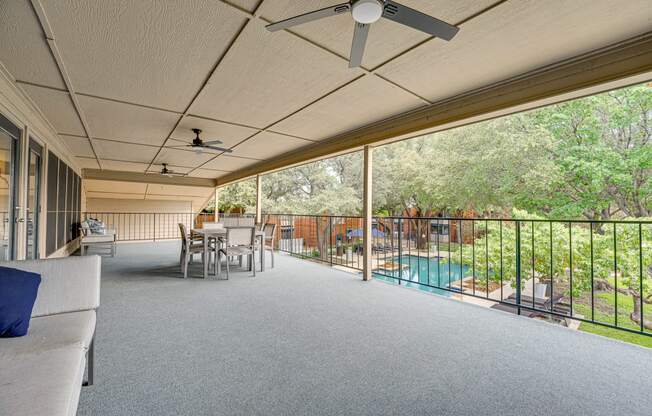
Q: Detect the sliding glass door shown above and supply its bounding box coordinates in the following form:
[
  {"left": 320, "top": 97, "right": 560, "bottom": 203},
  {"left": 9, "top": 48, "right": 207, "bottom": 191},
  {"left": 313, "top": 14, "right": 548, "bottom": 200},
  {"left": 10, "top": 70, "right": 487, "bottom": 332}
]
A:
[
  {"left": 0, "top": 113, "right": 21, "bottom": 261},
  {"left": 26, "top": 139, "right": 42, "bottom": 259}
]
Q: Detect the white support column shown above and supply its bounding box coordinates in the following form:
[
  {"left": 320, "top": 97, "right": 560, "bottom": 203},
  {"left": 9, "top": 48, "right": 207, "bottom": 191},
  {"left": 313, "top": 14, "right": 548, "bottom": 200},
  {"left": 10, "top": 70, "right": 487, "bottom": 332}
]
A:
[
  {"left": 214, "top": 187, "right": 219, "bottom": 222},
  {"left": 255, "top": 175, "right": 262, "bottom": 224},
  {"left": 363, "top": 145, "right": 373, "bottom": 281}
]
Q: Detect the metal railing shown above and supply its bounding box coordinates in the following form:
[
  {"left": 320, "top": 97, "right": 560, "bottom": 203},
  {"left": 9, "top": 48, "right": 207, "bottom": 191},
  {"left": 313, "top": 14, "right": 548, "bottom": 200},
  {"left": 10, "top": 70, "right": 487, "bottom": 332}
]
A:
[
  {"left": 82, "top": 212, "right": 254, "bottom": 241},
  {"left": 261, "top": 214, "right": 366, "bottom": 270},
  {"left": 262, "top": 214, "right": 651, "bottom": 338}
]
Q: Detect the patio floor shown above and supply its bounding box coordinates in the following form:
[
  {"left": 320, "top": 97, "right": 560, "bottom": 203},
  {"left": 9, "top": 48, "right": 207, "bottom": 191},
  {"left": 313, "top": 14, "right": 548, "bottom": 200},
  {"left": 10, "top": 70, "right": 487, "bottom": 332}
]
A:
[{"left": 78, "top": 241, "right": 652, "bottom": 416}]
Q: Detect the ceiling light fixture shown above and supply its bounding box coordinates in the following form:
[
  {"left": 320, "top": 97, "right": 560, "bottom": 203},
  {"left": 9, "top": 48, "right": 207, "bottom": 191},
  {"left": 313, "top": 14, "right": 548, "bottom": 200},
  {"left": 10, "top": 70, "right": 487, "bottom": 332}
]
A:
[{"left": 351, "top": 0, "right": 383, "bottom": 24}]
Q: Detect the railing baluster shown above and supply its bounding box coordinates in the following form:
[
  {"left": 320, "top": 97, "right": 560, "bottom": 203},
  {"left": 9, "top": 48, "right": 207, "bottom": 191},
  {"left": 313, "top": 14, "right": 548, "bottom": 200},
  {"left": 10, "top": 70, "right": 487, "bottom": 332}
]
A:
[
  {"left": 472, "top": 220, "right": 475, "bottom": 296},
  {"left": 639, "top": 223, "right": 644, "bottom": 333},
  {"left": 613, "top": 223, "right": 618, "bottom": 327},
  {"left": 590, "top": 222, "right": 594, "bottom": 323},
  {"left": 515, "top": 220, "right": 521, "bottom": 315},
  {"left": 485, "top": 219, "right": 488, "bottom": 299}
]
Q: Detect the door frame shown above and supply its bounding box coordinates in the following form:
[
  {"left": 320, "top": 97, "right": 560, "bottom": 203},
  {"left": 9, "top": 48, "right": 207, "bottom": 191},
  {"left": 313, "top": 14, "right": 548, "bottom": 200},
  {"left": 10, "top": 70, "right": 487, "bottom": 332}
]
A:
[
  {"left": 25, "top": 137, "right": 43, "bottom": 259},
  {"left": 0, "top": 111, "right": 22, "bottom": 260}
]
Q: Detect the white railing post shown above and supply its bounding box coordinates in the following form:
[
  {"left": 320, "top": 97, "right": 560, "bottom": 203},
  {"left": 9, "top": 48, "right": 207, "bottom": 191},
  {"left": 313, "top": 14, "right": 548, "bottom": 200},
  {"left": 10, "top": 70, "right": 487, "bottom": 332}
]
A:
[
  {"left": 214, "top": 187, "right": 219, "bottom": 222},
  {"left": 363, "top": 145, "right": 373, "bottom": 281},
  {"left": 255, "top": 175, "right": 262, "bottom": 225}
]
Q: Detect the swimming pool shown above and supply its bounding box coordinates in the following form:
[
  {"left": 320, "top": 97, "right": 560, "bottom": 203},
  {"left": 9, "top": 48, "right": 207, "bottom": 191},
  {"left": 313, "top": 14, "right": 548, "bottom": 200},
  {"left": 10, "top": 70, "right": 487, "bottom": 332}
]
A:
[{"left": 372, "top": 255, "right": 470, "bottom": 297}]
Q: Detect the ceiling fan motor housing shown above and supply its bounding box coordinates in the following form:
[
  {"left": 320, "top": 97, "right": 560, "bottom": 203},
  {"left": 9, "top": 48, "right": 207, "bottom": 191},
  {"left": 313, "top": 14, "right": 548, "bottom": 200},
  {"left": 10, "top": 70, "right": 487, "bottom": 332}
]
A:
[{"left": 352, "top": 0, "right": 383, "bottom": 24}]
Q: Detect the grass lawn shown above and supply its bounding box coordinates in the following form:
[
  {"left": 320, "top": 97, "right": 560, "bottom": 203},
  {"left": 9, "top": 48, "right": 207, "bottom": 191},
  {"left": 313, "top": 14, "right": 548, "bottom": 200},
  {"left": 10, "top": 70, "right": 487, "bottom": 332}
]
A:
[{"left": 573, "top": 292, "right": 652, "bottom": 348}]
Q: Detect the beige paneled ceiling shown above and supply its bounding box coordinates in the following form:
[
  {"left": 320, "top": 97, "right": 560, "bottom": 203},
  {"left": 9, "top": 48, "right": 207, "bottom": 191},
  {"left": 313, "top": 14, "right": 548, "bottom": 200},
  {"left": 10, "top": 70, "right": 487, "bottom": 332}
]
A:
[
  {"left": 19, "top": 84, "right": 85, "bottom": 136},
  {"left": 99, "top": 160, "right": 151, "bottom": 173},
  {"left": 170, "top": 115, "right": 258, "bottom": 147},
  {"left": 1, "top": 0, "right": 651, "bottom": 197},
  {"left": 0, "top": 0, "right": 65, "bottom": 89},
  {"left": 376, "top": 0, "right": 652, "bottom": 103},
  {"left": 256, "top": 0, "right": 497, "bottom": 69},
  {"left": 77, "top": 95, "right": 179, "bottom": 146},
  {"left": 188, "top": 21, "right": 364, "bottom": 127},
  {"left": 229, "top": 131, "right": 311, "bottom": 159},
  {"left": 90, "top": 139, "right": 159, "bottom": 164},
  {"left": 272, "top": 74, "right": 426, "bottom": 140},
  {"left": 60, "top": 134, "right": 95, "bottom": 158},
  {"left": 75, "top": 157, "right": 100, "bottom": 170},
  {"left": 200, "top": 155, "right": 260, "bottom": 172},
  {"left": 40, "top": 0, "right": 248, "bottom": 111},
  {"left": 154, "top": 147, "right": 216, "bottom": 169}
]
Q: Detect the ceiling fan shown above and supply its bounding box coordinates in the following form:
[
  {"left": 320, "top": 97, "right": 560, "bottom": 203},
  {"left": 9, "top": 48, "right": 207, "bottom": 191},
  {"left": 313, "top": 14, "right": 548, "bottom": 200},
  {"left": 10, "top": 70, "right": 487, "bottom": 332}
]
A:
[
  {"left": 265, "top": 0, "right": 460, "bottom": 68},
  {"left": 148, "top": 163, "right": 187, "bottom": 177},
  {"left": 169, "top": 128, "right": 233, "bottom": 153}
]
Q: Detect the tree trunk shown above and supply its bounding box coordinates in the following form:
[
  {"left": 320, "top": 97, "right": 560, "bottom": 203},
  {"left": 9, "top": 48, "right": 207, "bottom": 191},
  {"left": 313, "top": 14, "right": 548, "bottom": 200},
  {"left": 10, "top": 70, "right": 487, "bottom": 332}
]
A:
[
  {"left": 630, "top": 294, "right": 652, "bottom": 331},
  {"left": 315, "top": 216, "right": 330, "bottom": 261}
]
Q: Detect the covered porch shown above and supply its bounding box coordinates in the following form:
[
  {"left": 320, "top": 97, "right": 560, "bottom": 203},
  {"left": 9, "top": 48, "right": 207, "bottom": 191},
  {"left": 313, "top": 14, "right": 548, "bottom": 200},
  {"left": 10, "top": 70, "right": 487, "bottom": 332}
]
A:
[{"left": 78, "top": 241, "right": 652, "bottom": 415}]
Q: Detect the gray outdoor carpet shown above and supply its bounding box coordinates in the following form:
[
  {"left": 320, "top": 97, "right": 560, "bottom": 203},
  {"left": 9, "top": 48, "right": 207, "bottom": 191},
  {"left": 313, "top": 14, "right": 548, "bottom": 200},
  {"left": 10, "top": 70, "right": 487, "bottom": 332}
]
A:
[{"left": 77, "top": 241, "right": 652, "bottom": 416}]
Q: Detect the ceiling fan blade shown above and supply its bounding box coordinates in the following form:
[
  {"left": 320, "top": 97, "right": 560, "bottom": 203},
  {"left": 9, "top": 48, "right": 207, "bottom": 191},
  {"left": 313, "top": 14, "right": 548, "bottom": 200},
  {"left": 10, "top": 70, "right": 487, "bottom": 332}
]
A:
[
  {"left": 202, "top": 139, "right": 224, "bottom": 145},
  {"left": 266, "top": 3, "right": 351, "bottom": 32},
  {"left": 349, "top": 22, "right": 370, "bottom": 68},
  {"left": 204, "top": 145, "right": 233, "bottom": 153},
  {"left": 382, "top": 1, "right": 459, "bottom": 40}
]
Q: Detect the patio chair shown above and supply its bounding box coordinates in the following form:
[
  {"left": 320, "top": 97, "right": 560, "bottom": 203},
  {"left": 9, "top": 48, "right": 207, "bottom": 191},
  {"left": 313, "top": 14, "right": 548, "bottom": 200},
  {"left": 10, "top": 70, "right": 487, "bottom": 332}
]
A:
[
  {"left": 262, "top": 223, "right": 277, "bottom": 268},
  {"left": 217, "top": 226, "right": 258, "bottom": 279},
  {"left": 202, "top": 222, "right": 224, "bottom": 230},
  {"left": 178, "top": 223, "right": 210, "bottom": 278}
]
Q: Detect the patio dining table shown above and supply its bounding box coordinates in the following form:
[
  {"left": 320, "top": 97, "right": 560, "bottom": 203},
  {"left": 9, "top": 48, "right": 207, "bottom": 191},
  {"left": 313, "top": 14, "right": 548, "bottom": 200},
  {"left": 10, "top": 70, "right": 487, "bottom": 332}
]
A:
[{"left": 191, "top": 227, "right": 266, "bottom": 279}]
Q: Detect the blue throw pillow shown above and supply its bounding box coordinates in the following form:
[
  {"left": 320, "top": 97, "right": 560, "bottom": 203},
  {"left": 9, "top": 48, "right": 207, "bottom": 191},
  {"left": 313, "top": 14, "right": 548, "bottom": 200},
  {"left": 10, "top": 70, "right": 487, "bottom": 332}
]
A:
[{"left": 0, "top": 266, "right": 41, "bottom": 337}]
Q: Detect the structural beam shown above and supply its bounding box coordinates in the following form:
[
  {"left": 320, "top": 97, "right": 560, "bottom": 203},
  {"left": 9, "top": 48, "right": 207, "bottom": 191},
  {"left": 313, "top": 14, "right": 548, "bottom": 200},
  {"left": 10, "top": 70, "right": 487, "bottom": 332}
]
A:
[
  {"left": 82, "top": 169, "right": 216, "bottom": 187},
  {"left": 216, "top": 32, "right": 652, "bottom": 186},
  {"left": 362, "top": 145, "right": 373, "bottom": 282},
  {"left": 255, "top": 175, "right": 262, "bottom": 224}
]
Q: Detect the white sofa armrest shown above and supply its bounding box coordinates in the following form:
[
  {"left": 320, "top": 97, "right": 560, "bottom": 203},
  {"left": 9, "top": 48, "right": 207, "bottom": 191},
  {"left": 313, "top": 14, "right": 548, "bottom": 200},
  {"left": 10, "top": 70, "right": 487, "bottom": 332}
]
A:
[{"left": 3, "top": 255, "right": 101, "bottom": 317}]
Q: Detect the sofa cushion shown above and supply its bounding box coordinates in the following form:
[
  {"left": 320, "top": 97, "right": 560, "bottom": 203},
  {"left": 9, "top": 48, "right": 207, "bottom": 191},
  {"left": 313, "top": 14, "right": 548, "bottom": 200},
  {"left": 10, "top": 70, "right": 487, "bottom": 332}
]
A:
[
  {"left": 2, "top": 256, "right": 101, "bottom": 317},
  {"left": 0, "top": 310, "right": 95, "bottom": 358},
  {"left": 0, "top": 266, "right": 41, "bottom": 337},
  {"left": 0, "top": 346, "right": 86, "bottom": 416}
]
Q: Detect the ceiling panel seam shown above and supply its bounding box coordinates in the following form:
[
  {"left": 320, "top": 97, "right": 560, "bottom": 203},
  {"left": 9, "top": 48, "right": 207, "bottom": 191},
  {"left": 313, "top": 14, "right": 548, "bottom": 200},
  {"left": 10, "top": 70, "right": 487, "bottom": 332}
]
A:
[
  {"left": 14, "top": 79, "right": 67, "bottom": 93},
  {"left": 194, "top": 0, "right": 510, "bottom": 175},
  {"left": 186, "top": 72, "right": 365, "bottom": 175},
  {"left": 30, "top": 0, "right": 103, "bottom": 170},
  {"left": 15, "top": 81, "right": 318, "bottom": 143},
  {"left": 145, "top": 0, "right": 268, "bottom": 174},
  {"left": 78, "top": 156, "right": 232, "bottom": 173},
  {"left": 216, "top": 0, "right": 431, "bottom": 105}
]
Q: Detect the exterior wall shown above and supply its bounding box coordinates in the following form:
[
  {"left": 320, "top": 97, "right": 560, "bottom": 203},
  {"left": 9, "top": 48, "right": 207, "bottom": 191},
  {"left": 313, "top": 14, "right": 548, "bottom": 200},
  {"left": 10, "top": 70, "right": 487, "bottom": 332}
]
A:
[
  {"left": 85, "top": 198, "right": 192, "bottom": 213},
  {"left": 0, "top": 65, "right": 82, "bottom": 259},
  {"left": 85, "top": 198, "right": 194, "bottom": 241}
]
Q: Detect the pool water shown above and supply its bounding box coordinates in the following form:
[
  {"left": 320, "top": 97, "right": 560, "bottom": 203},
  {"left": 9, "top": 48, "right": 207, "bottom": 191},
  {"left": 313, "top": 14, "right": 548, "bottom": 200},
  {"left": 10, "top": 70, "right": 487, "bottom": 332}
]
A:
[{"left": 372, "top": 255, "right": 470, "bottom": 297}]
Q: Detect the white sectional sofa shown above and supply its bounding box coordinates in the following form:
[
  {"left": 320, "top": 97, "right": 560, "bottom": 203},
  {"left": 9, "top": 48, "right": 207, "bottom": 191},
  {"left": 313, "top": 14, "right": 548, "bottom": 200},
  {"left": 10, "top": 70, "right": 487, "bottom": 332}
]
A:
[{"left": 0, "top": 255, "right": 101, "bottom": 416}]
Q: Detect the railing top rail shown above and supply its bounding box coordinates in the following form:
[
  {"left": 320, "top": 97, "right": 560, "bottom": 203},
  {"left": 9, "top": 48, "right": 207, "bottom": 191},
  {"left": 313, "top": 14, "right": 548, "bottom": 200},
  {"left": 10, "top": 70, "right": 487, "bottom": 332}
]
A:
[
  {"left": 262, "top": 213, "right": 652, "bottom": 225},
  {"left": 262, "top": 213, "right": 363, "bottom": 219},
  {"left": 379, "top": 216, "right": 652, "bottom": 225}
]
